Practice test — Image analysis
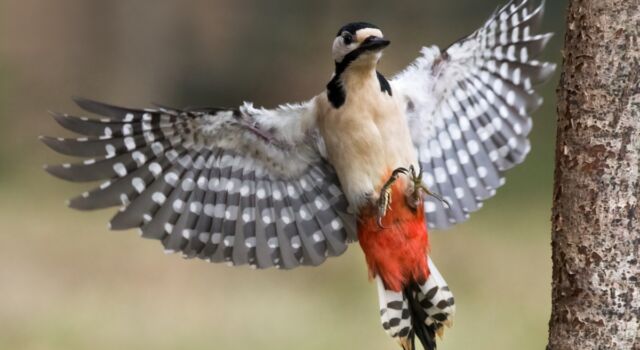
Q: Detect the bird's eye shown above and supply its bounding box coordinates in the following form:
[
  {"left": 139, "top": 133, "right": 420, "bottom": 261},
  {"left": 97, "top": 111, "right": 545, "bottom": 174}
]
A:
[{"left": 342, "top": 32, "right": 353, "bottom": 45}]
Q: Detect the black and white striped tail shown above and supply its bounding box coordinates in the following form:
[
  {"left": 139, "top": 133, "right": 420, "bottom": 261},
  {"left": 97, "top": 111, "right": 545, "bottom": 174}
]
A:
[{"left": 377, "top": 257, "right": 455, "bottom": 350}]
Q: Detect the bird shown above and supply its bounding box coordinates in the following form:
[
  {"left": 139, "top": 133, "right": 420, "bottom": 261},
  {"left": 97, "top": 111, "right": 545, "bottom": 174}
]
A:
[{"left": 41, "top": 0, "right": 555, "bottom": 349}]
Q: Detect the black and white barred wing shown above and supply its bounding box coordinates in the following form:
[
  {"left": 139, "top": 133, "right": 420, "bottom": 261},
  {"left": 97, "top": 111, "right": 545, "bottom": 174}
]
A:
[
  {"left": 392, "top": 0, "right": 555, "bottom": 229},
  {"left": 42, "top": 98, "right": 356, "bottom": 269}
]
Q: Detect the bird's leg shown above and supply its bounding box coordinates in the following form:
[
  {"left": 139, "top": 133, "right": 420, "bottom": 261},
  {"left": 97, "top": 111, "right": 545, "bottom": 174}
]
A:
[
  {"left": 376, "top": 167, "right": 410, "bottom": 228},
  {"left": 406, "top": 165, "right": 450, "bottom": 210}
]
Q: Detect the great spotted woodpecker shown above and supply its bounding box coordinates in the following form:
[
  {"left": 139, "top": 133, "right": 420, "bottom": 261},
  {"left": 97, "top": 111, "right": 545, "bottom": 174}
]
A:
[{"left": 42, "top": 1, "right": 555, "bottom": 349}]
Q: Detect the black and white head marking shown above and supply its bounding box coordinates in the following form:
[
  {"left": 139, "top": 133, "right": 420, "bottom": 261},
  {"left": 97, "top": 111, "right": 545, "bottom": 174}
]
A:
[{"left": 327, "top": 22, "right": 392, "bottom": 108}]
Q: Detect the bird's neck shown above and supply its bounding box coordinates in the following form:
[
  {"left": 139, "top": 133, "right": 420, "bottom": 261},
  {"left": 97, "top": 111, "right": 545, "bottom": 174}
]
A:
[
  {"left": 327, "top": 62, "right": 380, "bottom": 109},
  {"left": 336, "top": 56, "right": 378, "bottom": 79},
  {"left": 341, "top": 66, "right": 378, "bottom": 89}
]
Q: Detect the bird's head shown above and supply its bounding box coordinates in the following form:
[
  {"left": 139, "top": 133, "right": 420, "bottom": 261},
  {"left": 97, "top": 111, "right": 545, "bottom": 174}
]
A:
[{"left": 332, "top": 22, "right": 389, "bottom": 72}]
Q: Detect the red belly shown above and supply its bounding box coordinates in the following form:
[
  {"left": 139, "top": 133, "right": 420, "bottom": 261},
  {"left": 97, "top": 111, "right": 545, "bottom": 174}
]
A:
[{"left": 357, "top": 180, "right": 430, "bottom": 292}]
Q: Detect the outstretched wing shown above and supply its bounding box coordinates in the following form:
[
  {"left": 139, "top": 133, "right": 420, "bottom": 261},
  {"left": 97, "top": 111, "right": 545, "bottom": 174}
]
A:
[
  {"left": 43, "top": 97, "right": 356, "bottom": 269},
  {"left": 392, "top": 0, "right": 555, "bottom": 229}
]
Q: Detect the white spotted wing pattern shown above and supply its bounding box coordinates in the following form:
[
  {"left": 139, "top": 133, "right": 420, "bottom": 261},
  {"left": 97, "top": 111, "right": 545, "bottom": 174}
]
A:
[
  {"left": 393, "top": 0, "right": 555, "bottom": 229},
  {"left": 43, "top": 0, "right": 555, "bottom": 274},
  {"left": 43, "top": 98, "right": 356, "bottom": 269}
]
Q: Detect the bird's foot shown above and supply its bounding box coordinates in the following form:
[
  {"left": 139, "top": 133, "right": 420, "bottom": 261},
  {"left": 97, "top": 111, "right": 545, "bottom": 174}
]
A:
[
  {"left": 376, "top": 165, "right": 450, "bottom": 228},
  {"left": 405, "top": 165, "right": 450, "bottom": 211},
  {"left": 376, "top": 167, "right": 410, "bottom": 228}
]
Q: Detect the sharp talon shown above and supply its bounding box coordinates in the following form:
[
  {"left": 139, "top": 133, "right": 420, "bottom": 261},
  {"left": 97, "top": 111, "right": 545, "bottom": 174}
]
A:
[
  {"left": 375, "top": 167, "right": 411, "bottom": 229},
  {"left": 376, "top": 216, "right": 386, "bottom": 229},
  {"left": 409, "top": 165, "right": 418, "bottom": 179},
  {"left": 407, "top": 164, "right": 450, "bottom": 209},
  {"left": 421, "top": 185, "right": 450, "bottom": 208}
]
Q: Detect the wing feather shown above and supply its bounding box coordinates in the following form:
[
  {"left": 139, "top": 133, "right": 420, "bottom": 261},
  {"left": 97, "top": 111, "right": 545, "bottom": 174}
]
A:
[
  {"left": 43, "top": 98, "right": 356, "bottom": 269},
  {"left": 393, "top": 0, "right": 555, "bottom": 229}
]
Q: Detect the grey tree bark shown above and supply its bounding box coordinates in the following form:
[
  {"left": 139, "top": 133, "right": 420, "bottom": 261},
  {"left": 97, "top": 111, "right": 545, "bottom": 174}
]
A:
[{"left": 549, "top": 0, "right": 640, "bottom": 349}]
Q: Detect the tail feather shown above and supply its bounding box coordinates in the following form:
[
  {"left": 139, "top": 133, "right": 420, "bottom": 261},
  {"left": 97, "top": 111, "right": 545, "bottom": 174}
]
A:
[
  {"left": 405, "top": 286, "right": 438, "bottom": 350},
  {"left": 419, "top": 257, "right": 456, "bottom": 329},
  {"left": 376, "top": 277, "right": 413, "bottom": 342},
  {"left": 376, "top": 257, "right": 455, "bottom": 350}
]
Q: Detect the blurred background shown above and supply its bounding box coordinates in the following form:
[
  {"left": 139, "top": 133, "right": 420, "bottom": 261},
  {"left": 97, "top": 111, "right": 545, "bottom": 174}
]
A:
[{"left": 0, "top": 0, "right": 567, "bottom": 349}]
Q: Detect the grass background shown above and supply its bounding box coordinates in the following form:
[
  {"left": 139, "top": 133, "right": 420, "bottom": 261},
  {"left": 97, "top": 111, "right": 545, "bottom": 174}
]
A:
[{"left": 0, "top": 0, "right": 567, "bottom": 349}]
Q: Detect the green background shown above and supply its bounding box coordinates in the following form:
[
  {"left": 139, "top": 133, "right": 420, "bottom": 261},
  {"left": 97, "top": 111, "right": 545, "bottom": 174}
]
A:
[{"left": 0, "top": 0, "right": 567, "bottom": 349}]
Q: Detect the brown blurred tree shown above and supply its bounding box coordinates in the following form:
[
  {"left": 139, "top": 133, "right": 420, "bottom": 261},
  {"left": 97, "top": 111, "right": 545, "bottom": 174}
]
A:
[{"left": 549, "top": 0, "right": 640, "bottom": 349}]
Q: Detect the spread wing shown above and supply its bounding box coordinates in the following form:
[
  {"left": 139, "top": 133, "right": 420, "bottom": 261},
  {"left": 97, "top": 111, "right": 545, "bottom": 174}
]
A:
[
  {"left": 392, "top": 0, "right": 555, "bottom": 229},
  {"left": 42, "top": 97, "right": 356, "bottom": 269}
]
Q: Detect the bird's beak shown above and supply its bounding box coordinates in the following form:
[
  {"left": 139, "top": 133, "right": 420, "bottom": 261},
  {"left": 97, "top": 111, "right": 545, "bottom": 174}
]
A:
[{"left": 361, "top": 36, "right": 390, "bottom": 51}]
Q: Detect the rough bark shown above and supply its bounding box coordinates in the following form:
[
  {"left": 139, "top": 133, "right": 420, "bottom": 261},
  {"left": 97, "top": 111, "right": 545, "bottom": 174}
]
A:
[{"left": 549, "top": 0, "right": 640, "bottom": 349}]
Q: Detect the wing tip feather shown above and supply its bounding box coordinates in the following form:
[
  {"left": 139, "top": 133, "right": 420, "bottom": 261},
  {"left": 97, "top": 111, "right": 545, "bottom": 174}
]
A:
[{"left": 72, "top": 96, "right": 139, "bottom": 118}]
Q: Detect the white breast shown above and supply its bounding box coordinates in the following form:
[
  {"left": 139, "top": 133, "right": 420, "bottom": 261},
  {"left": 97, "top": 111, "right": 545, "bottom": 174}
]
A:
[{"left": 317, "top": 70, "right": 418, "bottom": 210}]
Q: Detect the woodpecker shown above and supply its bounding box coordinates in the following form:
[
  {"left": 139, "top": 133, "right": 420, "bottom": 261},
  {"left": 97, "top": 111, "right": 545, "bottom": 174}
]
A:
[{"left": 42, "top": 1, "right": 555, "bottom": 349}]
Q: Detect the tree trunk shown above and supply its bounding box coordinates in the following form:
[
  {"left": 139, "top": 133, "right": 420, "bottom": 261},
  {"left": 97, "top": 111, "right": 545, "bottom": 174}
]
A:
[{"left": 549, "top": 0, "right": 640, "bottom": 349}]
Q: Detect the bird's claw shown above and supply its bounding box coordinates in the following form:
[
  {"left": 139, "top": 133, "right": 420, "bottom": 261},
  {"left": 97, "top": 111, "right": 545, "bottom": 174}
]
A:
[
  {"left": 420, "top": 185, "right": 451, "bottom": 209},
  {"left": 376, "top": 167, "right": 410, "bottom": 228},
  {"left": 377, "top": 165, "right": 451, "bottom": 228},
  {"left": 408, "top": 164, "right": 450, "bottom": 209},
  {"left": 376, "top": 165, "right": 450, "bottom": 228}
]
